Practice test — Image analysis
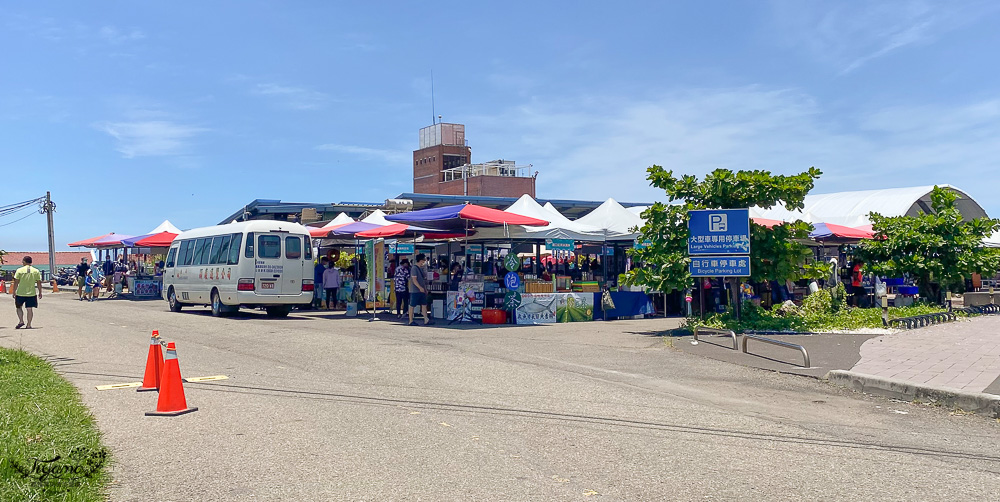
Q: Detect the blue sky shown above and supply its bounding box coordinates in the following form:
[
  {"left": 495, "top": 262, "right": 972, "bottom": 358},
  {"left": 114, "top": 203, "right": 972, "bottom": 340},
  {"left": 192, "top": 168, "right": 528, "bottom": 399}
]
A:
[{"left": 2, "top": 0, "right": 1000, "bottom": 251}]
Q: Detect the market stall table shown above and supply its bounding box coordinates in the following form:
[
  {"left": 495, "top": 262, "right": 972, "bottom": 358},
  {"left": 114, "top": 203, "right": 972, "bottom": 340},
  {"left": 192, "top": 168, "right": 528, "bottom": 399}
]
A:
[{"left": 595, "top": 291, "right": 653, "bottom": 319}]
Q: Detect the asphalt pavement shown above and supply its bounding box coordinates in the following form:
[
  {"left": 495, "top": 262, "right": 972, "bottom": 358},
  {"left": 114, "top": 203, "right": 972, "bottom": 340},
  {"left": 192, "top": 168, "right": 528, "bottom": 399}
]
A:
[{"left": 3, "top": 293, "right": 1000, "bottom": 501}]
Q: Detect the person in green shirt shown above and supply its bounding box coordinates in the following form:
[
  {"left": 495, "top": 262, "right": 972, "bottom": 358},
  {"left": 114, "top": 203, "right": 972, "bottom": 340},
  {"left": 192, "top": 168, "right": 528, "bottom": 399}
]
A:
[{"left": 12, "top": 255, "right": 43, "bottom": 329}]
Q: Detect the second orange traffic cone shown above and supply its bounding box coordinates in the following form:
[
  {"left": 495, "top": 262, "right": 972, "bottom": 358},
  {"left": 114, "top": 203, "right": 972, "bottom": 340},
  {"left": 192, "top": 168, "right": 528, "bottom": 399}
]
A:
[
  {"left": 137, "top": 330, "right": 164, "bottom": 392},
  {"left": 145, "top": 342, "right": 198, "bottom": 417}
]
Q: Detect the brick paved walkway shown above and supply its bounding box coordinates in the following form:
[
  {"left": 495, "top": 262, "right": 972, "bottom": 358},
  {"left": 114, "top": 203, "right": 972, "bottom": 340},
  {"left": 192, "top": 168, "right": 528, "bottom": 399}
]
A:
[{"left": 850, "top": 315, "right": 1000, "bottom": 394}]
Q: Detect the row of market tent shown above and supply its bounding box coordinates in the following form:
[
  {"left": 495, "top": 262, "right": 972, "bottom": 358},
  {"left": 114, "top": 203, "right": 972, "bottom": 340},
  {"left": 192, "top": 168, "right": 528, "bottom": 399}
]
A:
[
  {"left": 68, "top": 220, "right": 183, "bottom": 249},
  {"left": 66, "top": 197, "right": 882, "bottom": 251}
]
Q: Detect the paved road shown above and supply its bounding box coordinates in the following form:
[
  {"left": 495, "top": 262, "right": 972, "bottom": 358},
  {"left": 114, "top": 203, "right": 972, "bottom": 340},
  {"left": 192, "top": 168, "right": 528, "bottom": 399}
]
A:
[{"left": 3, "top": 294, "right": 999, "bottom": 501}]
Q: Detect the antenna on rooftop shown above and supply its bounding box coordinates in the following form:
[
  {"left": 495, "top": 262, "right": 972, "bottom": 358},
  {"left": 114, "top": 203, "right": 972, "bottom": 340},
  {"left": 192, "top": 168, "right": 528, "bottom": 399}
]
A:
[{"left": 430, "top": 70, "right": 436, "bottom": 125}]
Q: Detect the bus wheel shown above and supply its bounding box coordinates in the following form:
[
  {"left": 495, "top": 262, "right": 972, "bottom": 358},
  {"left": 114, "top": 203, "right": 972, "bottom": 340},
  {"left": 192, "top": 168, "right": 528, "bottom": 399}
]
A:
[
  {"left": 265, "top": 306, "right": 291, "bottom": 318},
  {"left": 168, "top": 287, "right": 183, "bottom": 312},
  {"left": 211, "top": 290, "right": 227, "bottom": 317}
]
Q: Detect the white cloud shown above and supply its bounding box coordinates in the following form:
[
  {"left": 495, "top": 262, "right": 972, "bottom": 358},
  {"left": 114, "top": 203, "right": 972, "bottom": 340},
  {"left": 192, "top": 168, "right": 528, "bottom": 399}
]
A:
[
  {"left": 466, "top": 87, "right": 1000, "bottom": 217},
  {"left": 315, "top": 143, "right": 408, "bottom": 164},
  {"left": 251, "top": 83, "right": 330, "bottom": 110},
  {"left": 769, "top": 0, "right": 997, "bottom": 73},
  {"left": 95, "top": 121, "right": 208, "bottom": 158},
  {"left": 98, "top": 25, "right": 145, "bottom": 44}
]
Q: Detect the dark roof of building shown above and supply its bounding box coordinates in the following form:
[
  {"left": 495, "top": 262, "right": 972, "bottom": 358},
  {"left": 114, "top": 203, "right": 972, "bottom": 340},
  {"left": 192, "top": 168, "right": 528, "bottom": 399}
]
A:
[
  {"left": 393, "top": 193, "right": 652, "bottom": 219},
  {"left": 217, "top": 199, "right": 383, "bottom": 225},
  {"left": 219, "top": 194, "right": 653, "bottom": 225}
]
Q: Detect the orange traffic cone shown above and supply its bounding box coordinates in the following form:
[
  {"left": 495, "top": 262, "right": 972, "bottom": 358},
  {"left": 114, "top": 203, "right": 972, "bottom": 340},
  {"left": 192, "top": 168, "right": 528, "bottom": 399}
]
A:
[
  {"left": 145, "top": 342, "right": 198, "bottom": 416},
  {"left": 137, "top": 331, "right": 164, "bottom": 392},
  {"left": 0, "top": 280, "right": 6, "bottom": 294},
  {"left": 51, "top": 280, "right": 59, "bottom": 293}
]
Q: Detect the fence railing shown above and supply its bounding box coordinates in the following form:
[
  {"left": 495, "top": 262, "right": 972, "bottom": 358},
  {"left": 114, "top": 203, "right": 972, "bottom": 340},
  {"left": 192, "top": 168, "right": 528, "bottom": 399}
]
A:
[
  {"left": 741, "top": 334, "right": 811, "bottom": 368},
  {"left": 692, "top": 326, "right": 738, "bottom": 350}
]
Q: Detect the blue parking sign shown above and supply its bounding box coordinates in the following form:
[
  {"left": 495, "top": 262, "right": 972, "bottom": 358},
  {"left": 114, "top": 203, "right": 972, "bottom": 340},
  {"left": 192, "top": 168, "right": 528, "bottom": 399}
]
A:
[
  {"left": 689, "top": 255, "right": 751, "bottom": 277},
  {"left": 688, "top": 209, "right": 750, "bottom": 255}
]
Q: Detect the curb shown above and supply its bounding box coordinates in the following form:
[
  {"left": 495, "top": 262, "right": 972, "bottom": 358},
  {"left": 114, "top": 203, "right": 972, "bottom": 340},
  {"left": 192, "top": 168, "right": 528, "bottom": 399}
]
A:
[{"left": 826, "top": 370, "right": 1000, "bottom": 418}]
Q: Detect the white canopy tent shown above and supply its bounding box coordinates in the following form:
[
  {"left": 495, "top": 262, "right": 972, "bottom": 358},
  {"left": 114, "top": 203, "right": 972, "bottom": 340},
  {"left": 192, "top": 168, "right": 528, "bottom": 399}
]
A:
[
  {"left": 466, "top": 195, "right": 602, "bottom": 241},
  {"left": 751, "top": 185, "right": 988, "bottom": 228},
  {"left": 541, "top": 202, "right": 575, "bottom": 225},
  {"left": 985, "top": 230, "right": 1000, "bottom": 248},
  {"left": 360, "top": 209, "right": 392, "bottom": 226},
  {"left": 574, "top": 198, "right": 645, "bottom": 241},
  {"left": 149, "top": 220, "right": 182, "bottom": 234},
  {"left": 324, "top": 212, "right": 355, "bottom": 227}
]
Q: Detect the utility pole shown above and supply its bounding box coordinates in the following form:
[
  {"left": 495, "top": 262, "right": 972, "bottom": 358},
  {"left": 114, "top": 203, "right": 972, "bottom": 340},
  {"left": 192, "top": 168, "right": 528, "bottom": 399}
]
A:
[{"left": 42, "top": 192, "right": 56, "bottom": 283}]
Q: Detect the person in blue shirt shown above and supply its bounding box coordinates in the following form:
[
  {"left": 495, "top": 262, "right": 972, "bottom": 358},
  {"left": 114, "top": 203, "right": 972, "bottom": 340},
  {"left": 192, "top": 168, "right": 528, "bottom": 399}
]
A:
[
  {"left": 84, "top": 269, "right": 99, "bottom": 302},
  {"left": 313, "top": 256, "right": 328, "bottom": 309}
]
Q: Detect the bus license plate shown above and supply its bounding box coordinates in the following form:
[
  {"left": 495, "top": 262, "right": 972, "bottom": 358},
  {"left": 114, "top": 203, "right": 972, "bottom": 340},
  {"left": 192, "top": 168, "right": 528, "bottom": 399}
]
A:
[{"left": 261, "top": 282, "right": 275, "bottom": 289}]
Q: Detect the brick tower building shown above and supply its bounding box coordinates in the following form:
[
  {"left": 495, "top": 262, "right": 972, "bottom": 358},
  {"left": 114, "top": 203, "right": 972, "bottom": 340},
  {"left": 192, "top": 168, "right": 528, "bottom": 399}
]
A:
[{"left": 412, "top": 122, "right": 536, "bottom": 197}]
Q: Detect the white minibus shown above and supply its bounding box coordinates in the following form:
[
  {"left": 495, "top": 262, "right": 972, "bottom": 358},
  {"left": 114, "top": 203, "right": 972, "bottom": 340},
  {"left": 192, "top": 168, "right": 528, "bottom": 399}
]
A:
[{"left": 162, "top": 221, "right": 314, "bottom": 317}]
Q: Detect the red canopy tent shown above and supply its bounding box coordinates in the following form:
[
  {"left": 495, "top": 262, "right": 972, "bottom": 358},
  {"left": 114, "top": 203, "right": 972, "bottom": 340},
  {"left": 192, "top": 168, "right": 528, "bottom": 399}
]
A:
[
  {"left": 751, "top": 217, "right": 785, "bottom": 229},
  {"left": 68, "top": 233, "right": 117, "bottom": 248},
  {"left": 309, "top": 222, "right": 350, "bottom": 238},
  {"left": 134, "top": 231, "right": 179, "bottom": 248},
  {"left": 384, "top": 204, "right": 548, "bottom": 231},
  {"left": 809, "top": 222, "right": 874, "bottom": 240},
  {"left": 354, "top": 223, "right": 469, "bottom": 240}
]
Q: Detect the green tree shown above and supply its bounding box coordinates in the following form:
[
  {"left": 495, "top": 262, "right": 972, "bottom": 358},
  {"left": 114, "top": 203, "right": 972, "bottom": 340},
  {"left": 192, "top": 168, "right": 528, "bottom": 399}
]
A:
[
  {"left": 855, "top": 186, "right": 1000, "bottom": 301},
  {"left": 627, "top": 167, "right": 826, "bottom": 297}
]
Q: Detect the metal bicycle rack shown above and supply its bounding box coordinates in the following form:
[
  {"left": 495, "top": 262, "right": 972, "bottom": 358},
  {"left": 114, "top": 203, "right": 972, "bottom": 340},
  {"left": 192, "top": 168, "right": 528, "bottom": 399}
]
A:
[
  {"left": 890, "top": 303, "right": 999, "bottom": 329},
  {"left": 692, "top": 326, "right": 738, "bottom": 350},
  {"left": 741, "top": 334, "right": 811, "bottom": 368},
  {"left": 888, "top": 311, "right": 957, "bottom": 329}
]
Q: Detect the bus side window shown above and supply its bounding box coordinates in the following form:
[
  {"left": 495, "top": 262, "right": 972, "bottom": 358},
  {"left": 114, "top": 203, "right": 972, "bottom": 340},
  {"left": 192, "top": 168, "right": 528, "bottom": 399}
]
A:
[
  {"left": 166, "top": 247, "right": 177, "bottom": 268},
  {"left": 245, "top": 232, "right": 255, "bottom": 258},
  {"left": 304, "top": 236, "right": 312, "bottom": 260},
  {"left": 228, "top": 233, "right": 243, "bottom": 264},
  {"left": 209, "top": 235, "right": 228, "bottom": 264},
  {"left": 194, "top": 238, "right": 212, "bottom": 265},
  {"left": 181, "top": 240, "right": 196, "bottom": 266}
]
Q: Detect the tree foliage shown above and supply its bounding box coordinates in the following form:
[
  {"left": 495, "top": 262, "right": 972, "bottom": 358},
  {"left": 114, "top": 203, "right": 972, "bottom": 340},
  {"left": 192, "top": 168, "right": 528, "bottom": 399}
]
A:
[
  {"left": 627, "top": 167, "right": 826, "bottom": 293},
  {"left": 855, "top": 186, "right": 1000, "bottom": 298}
]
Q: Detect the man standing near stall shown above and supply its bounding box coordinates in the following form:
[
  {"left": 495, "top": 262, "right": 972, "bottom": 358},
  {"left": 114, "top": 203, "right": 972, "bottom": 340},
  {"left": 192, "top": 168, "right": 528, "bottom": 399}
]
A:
[
  {"left": 75, "top": 257, "right": 90, "bottom": 300},
  {"left": 12, "top": 256, "right": 43, "bottom": 329},
  {"left": 408, "top": 254, "right": 432, "bottom": 326}
]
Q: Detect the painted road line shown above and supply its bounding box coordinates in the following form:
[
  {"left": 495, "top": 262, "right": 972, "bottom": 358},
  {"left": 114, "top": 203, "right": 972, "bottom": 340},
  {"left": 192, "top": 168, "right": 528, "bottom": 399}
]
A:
[
  {"left": 96, "top": 382, "right": 142, "bottom": 391},
  {"left": 183, "top": 375, "right": 229, "bottom": 383},
  {"left": 96, "top": 375, "right": 228, "bottom": 390}
]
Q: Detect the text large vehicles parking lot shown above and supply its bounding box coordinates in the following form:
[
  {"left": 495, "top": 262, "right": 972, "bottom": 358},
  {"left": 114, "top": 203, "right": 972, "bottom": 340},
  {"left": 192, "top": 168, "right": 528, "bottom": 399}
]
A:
[{"left": 162, "top": 221, "right": 314, "bottom": 317}]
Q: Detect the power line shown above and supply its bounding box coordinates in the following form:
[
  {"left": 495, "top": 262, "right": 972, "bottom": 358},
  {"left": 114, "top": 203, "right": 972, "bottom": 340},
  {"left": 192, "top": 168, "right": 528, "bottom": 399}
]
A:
[
  {"left": 0, "top": 196, "right": 45, "bottom": 218},
  {"left": 0, "top": 211, "right": 37, "bottom": 227}
]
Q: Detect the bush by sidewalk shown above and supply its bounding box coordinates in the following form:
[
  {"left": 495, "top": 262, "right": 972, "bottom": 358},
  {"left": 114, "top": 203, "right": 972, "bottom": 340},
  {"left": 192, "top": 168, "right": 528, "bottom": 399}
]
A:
[
  {"left": 0, "top": 347, "right": 110, "bottom": 501},
  {"left": 689, "top": 286, "right": 950, "bottom": 333}
]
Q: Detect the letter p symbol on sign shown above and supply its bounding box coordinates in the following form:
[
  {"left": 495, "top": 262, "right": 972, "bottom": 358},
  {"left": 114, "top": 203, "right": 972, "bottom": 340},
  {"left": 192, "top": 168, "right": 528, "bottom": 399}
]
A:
[{"left": 709, "top": 214, "right": 728, "bottom": 232}]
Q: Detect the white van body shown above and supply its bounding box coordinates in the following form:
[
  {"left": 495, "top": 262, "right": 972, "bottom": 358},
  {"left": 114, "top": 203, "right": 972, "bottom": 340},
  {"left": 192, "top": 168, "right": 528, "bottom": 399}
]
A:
[{"left": 162, "top": 221, "right": 314, "bottom": 317}]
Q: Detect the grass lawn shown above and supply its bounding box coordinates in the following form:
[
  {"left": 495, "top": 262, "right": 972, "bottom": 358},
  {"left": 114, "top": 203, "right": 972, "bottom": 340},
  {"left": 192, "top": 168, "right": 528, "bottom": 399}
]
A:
[{"left": 0, "top": 347, "right": 110, "bottom": 501}]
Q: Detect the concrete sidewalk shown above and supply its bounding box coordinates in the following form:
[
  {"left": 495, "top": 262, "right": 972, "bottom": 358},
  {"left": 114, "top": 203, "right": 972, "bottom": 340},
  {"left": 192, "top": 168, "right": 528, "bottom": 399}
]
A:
[
  {"left": 674, "top": 316, "right": 1000, "bottom": 416},
  {"left": 848, "top": 316, "right": 1000, "bottom": 396}
]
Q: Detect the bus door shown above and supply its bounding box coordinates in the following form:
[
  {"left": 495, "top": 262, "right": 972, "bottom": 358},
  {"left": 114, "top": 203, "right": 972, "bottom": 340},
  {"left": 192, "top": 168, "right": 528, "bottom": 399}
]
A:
[{"left": 255, "top": 233, "right": 285, "bottom": 295}]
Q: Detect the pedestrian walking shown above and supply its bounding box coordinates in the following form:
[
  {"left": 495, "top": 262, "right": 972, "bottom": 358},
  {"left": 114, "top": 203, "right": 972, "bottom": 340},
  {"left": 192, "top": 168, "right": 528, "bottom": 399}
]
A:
[
  {"left": 393, "top": 258, "right": 410, "bottom": 317},
  {"left": 12, "top": 256, "right": 43, "bottom": 329},
  {"left": 322, "top": 261, "right": 341, "bottom": 310},
  {"left": 76, "top": 257, "right": 90, "bottom": 300},
  {"left": 408, "top": 254, "right": 432, "bottom": 326},
  {"left": 313, "top": 256, "right": 328, "bottom": 308}
]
